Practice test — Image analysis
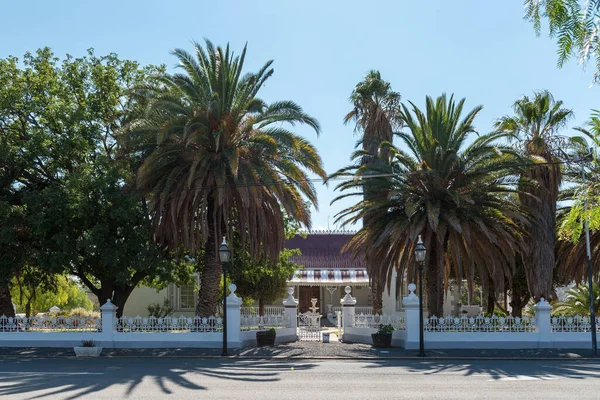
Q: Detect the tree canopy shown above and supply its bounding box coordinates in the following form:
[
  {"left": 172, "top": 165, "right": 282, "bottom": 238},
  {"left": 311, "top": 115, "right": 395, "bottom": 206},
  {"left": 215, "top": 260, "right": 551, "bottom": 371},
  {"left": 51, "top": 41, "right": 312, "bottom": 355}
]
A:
[
  {"left": 130, "top": 40, "right": 326, "bottom": 316},
  {"left": 0, "top": 48, "right": 183, "bottom": 317}
]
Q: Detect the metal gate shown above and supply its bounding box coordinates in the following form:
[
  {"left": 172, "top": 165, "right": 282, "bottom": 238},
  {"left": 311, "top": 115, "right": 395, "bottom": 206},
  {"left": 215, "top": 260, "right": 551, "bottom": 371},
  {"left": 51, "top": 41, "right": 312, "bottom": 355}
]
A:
[{"left": 297, "top": 312, "right": 322, "bottom": 341}]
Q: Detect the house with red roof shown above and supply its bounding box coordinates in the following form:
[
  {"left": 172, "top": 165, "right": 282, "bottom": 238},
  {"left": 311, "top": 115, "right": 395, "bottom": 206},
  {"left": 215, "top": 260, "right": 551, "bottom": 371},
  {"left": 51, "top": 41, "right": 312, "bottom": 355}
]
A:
[{"left": 123, "top": 231, "right": 408, "bottom": 317}]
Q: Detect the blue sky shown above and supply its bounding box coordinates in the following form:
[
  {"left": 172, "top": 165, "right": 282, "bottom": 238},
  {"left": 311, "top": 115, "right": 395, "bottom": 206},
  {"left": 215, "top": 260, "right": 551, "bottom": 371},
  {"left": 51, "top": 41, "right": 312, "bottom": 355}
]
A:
[{"left": 1, "top": 0, "right": 598, "bottom": 230}]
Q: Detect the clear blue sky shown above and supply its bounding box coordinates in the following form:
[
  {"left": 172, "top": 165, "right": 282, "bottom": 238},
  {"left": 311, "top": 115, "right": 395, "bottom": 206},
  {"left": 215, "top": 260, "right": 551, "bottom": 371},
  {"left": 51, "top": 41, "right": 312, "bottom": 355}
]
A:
[{"left": 2, "top": 1, "right": 597, "bottom": 230}]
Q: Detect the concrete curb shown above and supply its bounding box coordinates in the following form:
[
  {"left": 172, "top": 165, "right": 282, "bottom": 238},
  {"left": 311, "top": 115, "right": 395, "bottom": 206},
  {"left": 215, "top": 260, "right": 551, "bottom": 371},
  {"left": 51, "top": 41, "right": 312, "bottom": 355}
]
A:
[{"left": 0, "top": 354, "right": 597, "bottom": 361}]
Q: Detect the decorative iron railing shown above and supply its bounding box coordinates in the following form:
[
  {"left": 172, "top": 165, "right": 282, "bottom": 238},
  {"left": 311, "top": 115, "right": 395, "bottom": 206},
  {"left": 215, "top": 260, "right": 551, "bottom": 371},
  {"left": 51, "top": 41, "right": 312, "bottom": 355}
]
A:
[
  {"left": 240, "top": 313, "right": 290, "bottom": 331},
  {"left": 352, "top": 313, "right": 406, "bottom": 330},
  {"left": 116, "top": 315, "right": 222, "bottom": 332},
  {"left": 0, "top": 315, "right": 101, "bottom": 332},
  {"left": 240, "top": 306, "right": 285, "bottom": 316},
  {"left": 551, "top": 315, "right": 600, "bottom": 332},
  {"left": 331, "top": 306, "right": 373, "bottom": 315},
  {"left": 424, "top": 315, "right": 536, "bottom": 332}
]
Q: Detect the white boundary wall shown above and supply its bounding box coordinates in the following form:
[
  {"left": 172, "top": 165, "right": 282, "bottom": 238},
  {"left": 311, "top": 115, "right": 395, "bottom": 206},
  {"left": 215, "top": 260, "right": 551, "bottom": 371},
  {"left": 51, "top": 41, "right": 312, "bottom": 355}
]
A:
[
  {"left": 341, "top": 285, "right": 600, "bottom": 349},
  {"left": 0, "top": 284, "right": 300, "bottom": 349}
]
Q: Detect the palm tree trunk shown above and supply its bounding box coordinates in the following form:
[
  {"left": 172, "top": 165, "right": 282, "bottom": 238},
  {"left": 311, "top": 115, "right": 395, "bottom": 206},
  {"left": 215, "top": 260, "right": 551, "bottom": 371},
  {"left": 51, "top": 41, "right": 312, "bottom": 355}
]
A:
[
  {"left": 196, "top": 225, "right": 221, "bottom": 317},
  {"left": 425, "top": 238, "right": 444, "bottom": 317},
  {"left": 521, "top": 165, "right": 558, "bottom": 301},
  {"left": 509, "top": 257, "right": 530, "bottom": 318},
  {"left": 370, "top": 275, "right": 383, "bottom": 315},
  {"left": 0, "top": 285, "right": 15, "bottom": 318}
]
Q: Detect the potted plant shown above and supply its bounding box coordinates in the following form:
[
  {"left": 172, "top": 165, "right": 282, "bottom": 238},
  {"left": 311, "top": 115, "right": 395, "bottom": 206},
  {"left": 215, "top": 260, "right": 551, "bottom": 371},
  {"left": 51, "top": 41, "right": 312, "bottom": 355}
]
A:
[
  {"left": 74, "top": 340, "right": 103, "bottom": 357},
  {"left": 256, "top": 328, "right": 276, "bottom": 347},
  {"left": 371, "top": 324, "right": 394, "bottom": 348}
]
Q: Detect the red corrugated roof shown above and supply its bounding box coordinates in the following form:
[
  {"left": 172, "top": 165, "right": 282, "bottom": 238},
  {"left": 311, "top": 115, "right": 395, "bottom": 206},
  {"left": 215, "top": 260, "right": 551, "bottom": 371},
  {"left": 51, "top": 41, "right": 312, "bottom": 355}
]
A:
[{"left": 285, "top": 233, "right": 365, "bottom": 270}]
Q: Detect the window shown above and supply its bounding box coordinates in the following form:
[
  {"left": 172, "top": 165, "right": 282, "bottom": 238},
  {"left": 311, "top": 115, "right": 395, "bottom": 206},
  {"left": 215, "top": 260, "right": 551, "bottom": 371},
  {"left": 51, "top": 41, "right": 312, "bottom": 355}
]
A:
[{"left": 179, "top": 283, "right": 196, "bottom": 310}]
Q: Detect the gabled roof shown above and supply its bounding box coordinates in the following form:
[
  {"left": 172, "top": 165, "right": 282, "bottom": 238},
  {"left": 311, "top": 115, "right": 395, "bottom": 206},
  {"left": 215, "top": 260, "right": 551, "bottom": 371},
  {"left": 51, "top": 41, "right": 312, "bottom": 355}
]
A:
[{"left": 285, "top": 232, "right": 365, "bottom": 270}]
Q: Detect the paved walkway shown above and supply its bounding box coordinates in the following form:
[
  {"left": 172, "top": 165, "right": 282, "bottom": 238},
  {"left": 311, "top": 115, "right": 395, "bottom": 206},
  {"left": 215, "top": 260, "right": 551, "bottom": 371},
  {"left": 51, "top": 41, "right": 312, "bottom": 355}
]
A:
[{"left": 1, "top": 342, "right": 598, "bottom": 360}]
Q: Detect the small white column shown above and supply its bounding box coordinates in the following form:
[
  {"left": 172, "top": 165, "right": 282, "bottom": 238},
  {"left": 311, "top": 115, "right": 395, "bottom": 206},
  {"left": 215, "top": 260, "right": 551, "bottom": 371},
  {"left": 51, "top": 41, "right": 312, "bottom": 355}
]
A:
[
  {"left": 99, "top": 299, "right": 118, "bottom": 348},
  {"left": 534, "top": 297, "right": 553, "bottom": 348},
  {"left": 283, "top": 287, "right": 299, "bottom": 340},
  {"left": 403, "top": 283, "right": 420, "bottom": 350},
  {"left": 340, "top": 286, "right": 357, "bottom": 341},
  {"left": 226, "top": 283, "right": 243, "bottom": 348}
]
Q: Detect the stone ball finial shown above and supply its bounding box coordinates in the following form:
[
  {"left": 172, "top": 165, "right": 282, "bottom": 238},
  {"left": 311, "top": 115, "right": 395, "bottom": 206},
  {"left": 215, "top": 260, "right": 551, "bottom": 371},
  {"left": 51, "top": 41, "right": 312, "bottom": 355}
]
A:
[
  {"left": 228, "top": 283, "right": 237, "bottom": 293},
  {"left": 287, "top": 287, "right": 294, "bottom": 296},
  {"left": 345, "top": 286, "right": 352, "bottom": 294},
  {"left": 408, "top": 283, "right": 416, "bottom": 295}
]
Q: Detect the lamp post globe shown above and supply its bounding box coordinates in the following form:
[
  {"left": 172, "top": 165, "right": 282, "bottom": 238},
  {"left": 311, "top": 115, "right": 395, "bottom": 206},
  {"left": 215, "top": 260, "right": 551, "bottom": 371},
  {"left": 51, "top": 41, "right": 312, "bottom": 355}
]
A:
[
  {"left": 218, "top": 237, "right": 231, "bottom": 356},
  {"left": 414, "top": 235, "right": 427, "bottom": 357}
]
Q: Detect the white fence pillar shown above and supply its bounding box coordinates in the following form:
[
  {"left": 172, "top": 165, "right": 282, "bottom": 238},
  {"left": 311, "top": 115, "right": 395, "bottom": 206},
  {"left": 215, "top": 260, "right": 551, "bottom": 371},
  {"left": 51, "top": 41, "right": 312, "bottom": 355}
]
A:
[
  {"left": 283, "top": 287, "right": 299, "bottom": 340},
  {"left": 226, "top": 283, "right": 242, "bottom": 348},
  {"left": 403, "top": 283, "right": 420, "bottom": 350},
  {"left": 341, "top": 286, "right": 357, "bottom": 341},
  {"left": 534, "top": 297, "right": 552, "bottom": 348},
  {"left": 99, "top": 299, "right": 117, "bottom": 347}
]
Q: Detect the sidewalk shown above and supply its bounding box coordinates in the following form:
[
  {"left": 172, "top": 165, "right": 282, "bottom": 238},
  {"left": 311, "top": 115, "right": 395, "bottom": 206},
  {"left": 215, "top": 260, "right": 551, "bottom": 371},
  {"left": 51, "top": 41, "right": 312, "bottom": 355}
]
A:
[{"left": 1, "top": 342, "right": 598, "bottom": 360}]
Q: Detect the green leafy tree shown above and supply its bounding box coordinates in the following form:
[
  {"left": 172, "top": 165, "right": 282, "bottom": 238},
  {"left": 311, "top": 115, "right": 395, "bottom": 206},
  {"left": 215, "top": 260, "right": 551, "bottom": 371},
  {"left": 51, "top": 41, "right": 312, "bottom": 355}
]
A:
[
  {"left": 130, "top": 40, "right": 326, "bottom": 316},
  {"left": 228, "top": 217, "right": 302, "bottom": 316},
  {"left": 495, "top": 90, "right": 573, "bottom": 301},
  {"left": 0, "top": 48, "right": 180, "bottom": 317},
  {"left": 11, "top": 274, "right": 93, "bottom": 316},
  {"left": 525, "top": 0, "right": 600, "bottom": 83},
  {"left": 557, "top": 111, "right": 600, "bottom": 282},
  {"left": 343, "top": 71, "right": 401, "bottom": 314},
  {"left": 333, "top": 94, "right": 525, "bottom": 317},
  {"left": 229, "top": 248, "right": 299, "bottom": 316}
]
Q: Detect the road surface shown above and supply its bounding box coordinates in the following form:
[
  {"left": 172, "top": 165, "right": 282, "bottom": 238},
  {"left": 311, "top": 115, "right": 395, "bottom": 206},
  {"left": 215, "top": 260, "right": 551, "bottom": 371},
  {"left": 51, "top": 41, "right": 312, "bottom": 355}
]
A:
[{"left": 0, "top": 357, "right": 598, "bottom": 399}]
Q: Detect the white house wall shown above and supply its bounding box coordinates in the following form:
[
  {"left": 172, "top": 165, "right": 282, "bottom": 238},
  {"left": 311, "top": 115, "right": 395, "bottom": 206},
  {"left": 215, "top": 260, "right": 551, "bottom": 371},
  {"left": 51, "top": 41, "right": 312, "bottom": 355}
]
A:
[{"left": 123, "top": 286, "right": 168, "bottom": 317}]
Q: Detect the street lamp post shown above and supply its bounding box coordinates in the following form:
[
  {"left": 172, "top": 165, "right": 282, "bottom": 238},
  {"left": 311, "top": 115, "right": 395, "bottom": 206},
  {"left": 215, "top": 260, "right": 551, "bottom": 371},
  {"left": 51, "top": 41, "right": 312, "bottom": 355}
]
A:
[
  {"left": 414, "top": 235, "right": 427, "bottom": 357},
  {"left": 578, "top": 158, "right": 597, "bottom": 357},
  {"left": 218, "top": 238, "right": 232, "bottom": 357}
]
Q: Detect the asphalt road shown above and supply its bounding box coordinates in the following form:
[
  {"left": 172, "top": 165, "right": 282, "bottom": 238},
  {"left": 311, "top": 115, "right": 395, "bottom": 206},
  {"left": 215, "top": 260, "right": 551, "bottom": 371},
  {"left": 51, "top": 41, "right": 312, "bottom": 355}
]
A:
[{"left": 0, "top": 357, "right": 599, "bottom": 399}]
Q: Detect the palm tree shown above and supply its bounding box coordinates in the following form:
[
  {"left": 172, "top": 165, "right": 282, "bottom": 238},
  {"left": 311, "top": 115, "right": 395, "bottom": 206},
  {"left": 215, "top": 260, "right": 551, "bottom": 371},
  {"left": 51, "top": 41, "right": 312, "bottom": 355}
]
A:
[
  {"left": 343, "top": 70, "right": 401, "bottom": 314},
  {"left": 130, "top": 40, "right": 326, "bottom": 316},
  {"left": 557, "top": 111, "right": 600, "bottom": 283},
  {"left": 553, "top": 283, "right": 600, "bottom": 316},
  {"left": 495, "top": 90, "right": 573, "bottom": 301},
  {"left": 333, "top": 94, "right": 525, "bottom": 317}
]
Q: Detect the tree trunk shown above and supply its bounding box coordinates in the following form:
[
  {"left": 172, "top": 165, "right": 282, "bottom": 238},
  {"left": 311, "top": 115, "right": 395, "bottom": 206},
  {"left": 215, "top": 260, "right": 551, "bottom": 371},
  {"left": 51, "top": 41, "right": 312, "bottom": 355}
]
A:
[
  {"left": 113, "top": 286, "right": 135, "bottom": 319},
  {"left": 259, "top": 298, "right": 265, "bottom": 317},
  {"left": 425, "top": 239, "right": 444, "bottom": 317},
  {"left": 366, "top": 252, "right": 383, "bottom": 314},
  {"left": 25, "top": 302, "right": 31, "bottom": 318},
  {"left": 486, "top": 290, "right": 495, "bottom": 315},
  {"left": 196, "top": 225, "right": 221, "bottom": 317},
  {"left": 96, "top": 283, "right": 114, "bottom": 315},
  {"left": 371, "top": 278, "right": 383, "bottom": 315},
  {"left": 0, "top": 285, "right": 15, "bottom": 318},
  {"left": 520, "top": 163, "right": 559, "bottom": 301}
]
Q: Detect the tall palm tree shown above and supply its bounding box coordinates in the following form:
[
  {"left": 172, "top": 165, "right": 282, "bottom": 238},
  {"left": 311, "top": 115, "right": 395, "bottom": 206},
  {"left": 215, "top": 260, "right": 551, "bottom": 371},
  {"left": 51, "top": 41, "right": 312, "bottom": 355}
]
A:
[
  {"left": 495, "top": 90, "right": 573, "bottom": 301},
  {"left": 333, "top": 94, "right": 525, "bottom": 317},
  {"left": 129, "top": 40, "right": 326, "bottom": 316},
  {"left": 343, "top": 70, "right": 401, "bottom": 314}
]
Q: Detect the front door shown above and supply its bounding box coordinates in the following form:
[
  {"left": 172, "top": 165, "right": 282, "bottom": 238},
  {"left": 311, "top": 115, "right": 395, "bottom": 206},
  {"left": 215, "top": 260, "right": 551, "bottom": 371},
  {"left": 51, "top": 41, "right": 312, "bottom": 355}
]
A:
[{"left": 299, "top": 286, "right": 320, "bottom": 313}]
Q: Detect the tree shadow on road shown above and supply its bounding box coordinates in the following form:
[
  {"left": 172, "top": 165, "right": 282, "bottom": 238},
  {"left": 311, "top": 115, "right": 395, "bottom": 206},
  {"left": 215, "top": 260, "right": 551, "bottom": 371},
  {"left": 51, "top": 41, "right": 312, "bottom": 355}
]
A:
[
  {"left": 362, "top": 359, "right": 600, "bottom": 381},
  {"left": 0, "top": 358, "right": 316, "bottom": 399}
]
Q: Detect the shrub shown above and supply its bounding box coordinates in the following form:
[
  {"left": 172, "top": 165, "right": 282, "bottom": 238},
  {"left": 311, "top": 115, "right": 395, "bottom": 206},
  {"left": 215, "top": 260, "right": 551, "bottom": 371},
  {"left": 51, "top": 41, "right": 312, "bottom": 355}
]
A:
[
  {"left": 67, "top": 308, "right": 100, "bottom": 320},
  {"left": 146, "top": 299, "right": 174, "bottom": 318},
  {"left": 80, "top": 340, "right": 96, "bottom": 347},
  {"left": 377, "top": 324, "right": 394, "bottom": 334}
]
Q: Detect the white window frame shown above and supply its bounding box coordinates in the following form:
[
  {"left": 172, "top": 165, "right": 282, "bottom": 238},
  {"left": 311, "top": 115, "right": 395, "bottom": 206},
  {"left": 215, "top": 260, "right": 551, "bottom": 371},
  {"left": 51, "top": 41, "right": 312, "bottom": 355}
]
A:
[{"left": 168, "top": 275, "right": 200, "bottom": 312}]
